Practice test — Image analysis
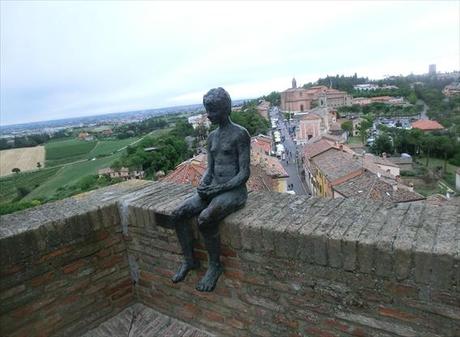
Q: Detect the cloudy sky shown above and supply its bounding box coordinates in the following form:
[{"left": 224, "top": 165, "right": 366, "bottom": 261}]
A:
[{"left": 1, "top": 1, "right": 459, "bottom": 125}]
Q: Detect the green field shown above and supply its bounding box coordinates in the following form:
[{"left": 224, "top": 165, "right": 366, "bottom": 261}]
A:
[
  {"left": 24, "top": 152, "right": 123, "bottom": 201},
  {"left": 0, "top": 167, "right": 60, "bottom": 203},
  {"left": 44, "top": 137, "right": 141, "bottom": 167},
  {"left": 1, "top": 130, "right": 171, "bottom": 214},
  {"left": 45, "top": 139, "right": 97, "bottom": 166},
  {"left": 88, "top": 138, "right": 139, "bottom": 158}
]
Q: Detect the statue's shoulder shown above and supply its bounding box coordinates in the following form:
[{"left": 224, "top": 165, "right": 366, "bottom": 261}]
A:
[
  {"left": 232, "top": 123, "right": 250, "bottom": 140},
  {"left": 208, "top": 129, "right": 217, "bottom": 141}
]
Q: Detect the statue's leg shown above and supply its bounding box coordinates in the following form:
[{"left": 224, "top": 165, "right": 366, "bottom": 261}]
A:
[
  {"left": 195, "top": 187, "right": 247, "bottom": 292},
  {"left": 196, "top": 224, "right": 222, "bottom": 292},
  {"left": 171, "top": 194, "right": 207, "bottom": 283}
]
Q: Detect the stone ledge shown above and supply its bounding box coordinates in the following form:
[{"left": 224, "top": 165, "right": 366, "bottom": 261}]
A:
[
  {"left": 1, "top": 180, "right": 459, "bottom": 288},
  {"left": 123, "top": 181, "right": 459, "bottom": 290}
]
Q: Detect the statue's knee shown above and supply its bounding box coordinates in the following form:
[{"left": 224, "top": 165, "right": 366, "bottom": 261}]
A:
[{"left": 197, "top": 212, "right": 210, "bottom": 228}]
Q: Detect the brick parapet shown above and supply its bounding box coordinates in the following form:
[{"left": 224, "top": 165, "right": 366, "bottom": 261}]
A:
[
  {"left": 0, "top": 180, "right": 458, "bottom": 337},
  {"left": 126, "top": 181, "right": 459, "bottom": 337},
  {"left": 0, "top": 180, "right": 152, "bottom": 337}
]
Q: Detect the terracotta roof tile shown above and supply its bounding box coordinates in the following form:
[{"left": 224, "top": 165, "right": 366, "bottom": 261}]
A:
[
  {"left": 162, "top": 154, "right": 207, "bottom": 186},
  {"left": 411, "top": 119, "right": 444, "bottom": 130},
  {"left": 163, "top": 152, "right": 288, "bottom": 192},
  {"left": 311, "top": 148, "right": 363, "bottom": 182},
  {"left": 334, "top": 171, "right": 425, "bottom": 203}
]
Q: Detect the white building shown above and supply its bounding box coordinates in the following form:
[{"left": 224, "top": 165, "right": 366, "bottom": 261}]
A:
[{"left": 353, "top": 84, "right": 379, "bottom": 91}]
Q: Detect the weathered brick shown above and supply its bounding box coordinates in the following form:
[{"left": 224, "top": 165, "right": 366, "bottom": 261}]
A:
[
  {"left": 378, "top": 306, "right": 417, "bottom": 322},
  {"left": 62, "top": 259, "right": 86, "bottom": 274}
]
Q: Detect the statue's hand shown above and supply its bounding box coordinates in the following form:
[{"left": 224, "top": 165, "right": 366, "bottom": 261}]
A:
[{"left": 197, "top": 184, "right": 222, "bottom": 199}]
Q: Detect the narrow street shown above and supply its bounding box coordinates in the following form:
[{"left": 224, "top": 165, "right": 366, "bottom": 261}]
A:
[{"left": 270, "top": 108, "right": 310, "bottom": 196}]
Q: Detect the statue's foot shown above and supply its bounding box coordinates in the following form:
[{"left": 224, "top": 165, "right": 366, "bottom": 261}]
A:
[
  {"left": 196, "top": 263, "right": 223, "bottom": 292},
  {"left": 171, "top": 260, "right": 199, "bottom": 283}
]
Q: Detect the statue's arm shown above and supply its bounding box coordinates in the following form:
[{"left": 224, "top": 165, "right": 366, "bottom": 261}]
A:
[{"left": 199, "top": 133, "right": 214, "bottom": 186}]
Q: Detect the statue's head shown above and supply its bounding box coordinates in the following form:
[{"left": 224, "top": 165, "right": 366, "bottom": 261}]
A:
[{"left": 203, "top": 88, "right": 231, "bottom": 123}]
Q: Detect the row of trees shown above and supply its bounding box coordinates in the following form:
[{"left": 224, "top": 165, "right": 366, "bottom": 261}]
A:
[
  {"left": 370, "top": 129, "right": 460, "bottom": 169},
  {"left": 303, "top": 73, "right": 369, "bottom": 93},
  {"left": 338, "top": 102, "right": 421, "bottom": 117}
]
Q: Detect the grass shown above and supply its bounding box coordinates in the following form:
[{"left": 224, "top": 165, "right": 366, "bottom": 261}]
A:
[
  {"left": 45, "top": 138, "right": 97, "bottom": 166},
  {"left": 24, "top": 152, "right": 123, "bottom": 201},
  {"left": 404, "top": 157, "right": 459, "bottom": 196},
  {"left": 347, "top": 136, "right": 363, "bottom": 145},
  {"left": 0, "top": 167, "right": 60, "bottom": 203},
  {"left": 88, "top": 137, "right": 139, "bottom": 158}
]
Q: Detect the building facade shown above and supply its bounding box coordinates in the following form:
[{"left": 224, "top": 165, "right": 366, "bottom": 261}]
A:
[{"left": 280, "top": 80, "right": 352, "bottom": 113}]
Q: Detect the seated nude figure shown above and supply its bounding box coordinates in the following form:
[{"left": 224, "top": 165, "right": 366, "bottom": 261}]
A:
[{"left": 171, "top": 87, "right": 250, "bottom": 292}]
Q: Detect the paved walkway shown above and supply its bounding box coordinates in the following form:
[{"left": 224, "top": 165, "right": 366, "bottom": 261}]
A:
[{"left": 81, "top": 303, "right": 214, "bottom": 337}]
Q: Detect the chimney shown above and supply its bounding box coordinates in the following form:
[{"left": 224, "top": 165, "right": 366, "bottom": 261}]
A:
[
  {"left": 339, "top": 144, "right": 344, "bottom": 151},
  {"left": 382, "top": 152, "right": 387, "bottom": 158}
]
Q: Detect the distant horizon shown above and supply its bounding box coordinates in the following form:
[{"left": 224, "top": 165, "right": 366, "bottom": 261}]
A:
[
  {"left": 2, "top": 67, "right": 460, "bottom": 128},
  {"left": 0, "top": 65, "right": 460, "bottom": 129}
]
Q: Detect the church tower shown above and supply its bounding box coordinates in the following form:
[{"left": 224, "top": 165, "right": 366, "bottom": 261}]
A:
[{"left": 292, "top": 77, "right": 297, "bottom": 89}]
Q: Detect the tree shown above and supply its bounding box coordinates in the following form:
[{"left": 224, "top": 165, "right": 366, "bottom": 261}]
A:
[
  {"left": 36, "top": 162, "right": 42, "bottom": 169},
  {"left": 12, "top": 168, "right": 20, "bottom": 174},
  {"left": 436, "top": 136, "right": 455, "bottom": 172},
  {"left": 407, "top": 91, "right": 417, "bottom": 105},
  {"left": 341, "top": 121, "right": 353, "bottom": 134},
  {"left": 356, "top": 119, "right": 372, "bottom": 143},
  {"left": 371, "top": 134, "right": 394, "bottom": 155},
  {"left": 263, "top": 91, "right": 281, "bottom": 106},
  {"left": 421, "top": 134, "right": 436, "bottom": 166}
]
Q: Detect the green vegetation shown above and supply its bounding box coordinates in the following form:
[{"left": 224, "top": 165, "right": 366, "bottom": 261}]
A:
[
  {"left": 231, "top": 101, "right": 270, "bottom": 136},
  {"left": 303, "top": 73, "right": 369, "bottom": 93},
  {"left": 415, "top": 84, "right": 460, "bottom": 130},
  {"left": 338, "top": 102, "right": 419, "bottom": 118},
  {"left": 113, "top": 116, "right": 168, "bottom": 139},
  {"left": 24, "top": 152, "right": 123, "bottom": 201},
  {"left": 45, "top": 138, "right": 97, "bottom": 166},
  {"left": 87, "top": 138, "right": 140, "bottom": 158},
  {"left": 0, "top": 167, "right": 60, "bottom": 203},
  {"left": 341, "top": 121, "right": 353, "bottom": 134},
  {"left": 113, "top": 133, "right": 191, "bottom": 179},
  {"left": 262, "top": 91, "right": 281, "bottom": 106}
]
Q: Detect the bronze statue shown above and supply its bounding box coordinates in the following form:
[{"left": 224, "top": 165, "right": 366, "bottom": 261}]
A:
[{"left": 171, "top": 87, "right": 250, "bottom": 292}]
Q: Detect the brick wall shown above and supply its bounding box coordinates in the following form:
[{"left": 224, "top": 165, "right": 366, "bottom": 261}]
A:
[
  {"left": 0, "top": 181, "right": 150, "bottom": 337},
  {"left": 1, "top": 180, "right": 459, "bottom": 337},
  {"left": 126, "top": 182, "right": 459, "bottom": 337}
]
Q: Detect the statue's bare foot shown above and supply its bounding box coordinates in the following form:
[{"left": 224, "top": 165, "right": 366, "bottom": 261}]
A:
[
  {"left": 196, "top": 263, "right": 223, "bottom": 292},
  {"left": 171, "top": 261, "right": 199, "bottom": 283}
]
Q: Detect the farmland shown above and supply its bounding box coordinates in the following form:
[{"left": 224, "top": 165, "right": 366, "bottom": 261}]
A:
[
  {"left": 0, "top": 146, "right": 45, "bottom": 177},
  {"left": 0, "top": 166, "right": 60, "bottom": 203},
  {"left": 87, "top": 137, "right": 139, "bottom": 158},
  {"left": 24, "top": 152, "right": 123, "bottom": 201},
  {"left": 45, "top": 139, "right": 97, "bottom": 166}
]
